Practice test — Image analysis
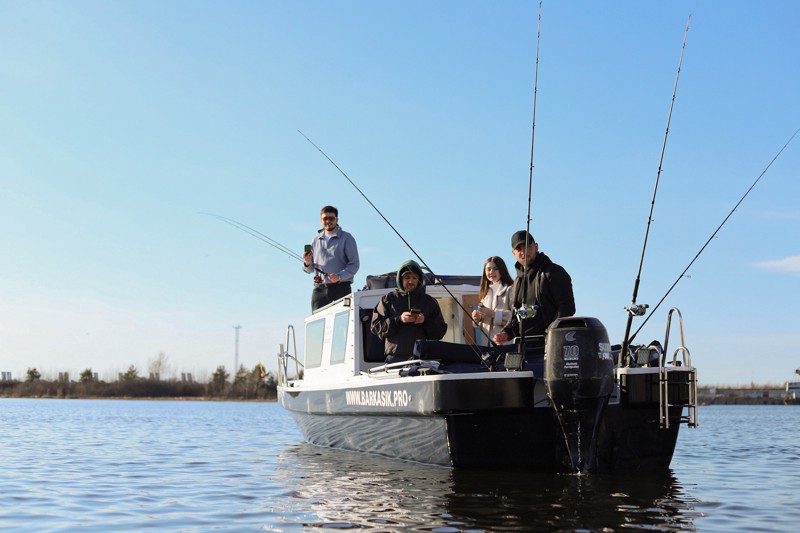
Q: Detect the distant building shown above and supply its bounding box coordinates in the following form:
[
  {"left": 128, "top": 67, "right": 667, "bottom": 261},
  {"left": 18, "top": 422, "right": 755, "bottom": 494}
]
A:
[{"left": 787, "top": 381, "right": 800, "bottom": 401}]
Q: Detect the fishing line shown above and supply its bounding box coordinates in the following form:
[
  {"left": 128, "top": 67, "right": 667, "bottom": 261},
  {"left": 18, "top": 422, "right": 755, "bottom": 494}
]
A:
[
  {"left": 201, "top": 212, "right": 330, "bottom": 275},
  {"left": 201, "top": 212, "right": 303, "bottom": 261},
  {"left": 620, "top": 15, "right": 691, "bottom": 362},
  {"left": 298, "top": 130, "right": 496, "bottom": 368},
  {"left": 630, "top": 125, "right": 800, "bottom": 342}
]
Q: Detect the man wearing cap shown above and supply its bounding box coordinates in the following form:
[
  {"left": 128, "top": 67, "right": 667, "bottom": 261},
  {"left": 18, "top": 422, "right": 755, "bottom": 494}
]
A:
[
  {"left": 493, "top": 230, "right": 575, "bottom": 343},
  {"left": 371, "top": 259, "right": 447, "bottom": 360},
  {"left": 302, "top": 205, "right": 360, "bottom": 311}
]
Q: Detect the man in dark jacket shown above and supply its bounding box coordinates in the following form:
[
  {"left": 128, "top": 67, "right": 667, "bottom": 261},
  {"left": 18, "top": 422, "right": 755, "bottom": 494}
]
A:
[
  {"left": 371, "top": 260, "right": 448, "bottom": 360},
  {"left": 493, "top": 230, "right": 575, "bottom": 343}
]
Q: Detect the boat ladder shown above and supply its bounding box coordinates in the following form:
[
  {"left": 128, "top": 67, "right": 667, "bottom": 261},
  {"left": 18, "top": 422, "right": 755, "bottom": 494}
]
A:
[{"left": 658, "top": 307, "right": 698, "bottom": 429}]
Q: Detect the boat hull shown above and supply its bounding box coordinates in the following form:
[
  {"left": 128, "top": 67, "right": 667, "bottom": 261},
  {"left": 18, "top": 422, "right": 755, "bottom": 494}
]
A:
[{"left": 279, "top": 372, "right": 683, "bottom": 472}]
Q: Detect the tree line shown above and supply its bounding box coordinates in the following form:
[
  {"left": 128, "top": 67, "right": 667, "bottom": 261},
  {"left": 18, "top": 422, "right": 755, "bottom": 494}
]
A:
[{"left": 0, "top": 363, "right": 277, "bottom": 401}]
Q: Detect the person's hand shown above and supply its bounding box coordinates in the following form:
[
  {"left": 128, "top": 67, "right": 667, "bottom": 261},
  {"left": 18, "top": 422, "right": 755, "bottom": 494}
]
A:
[
  {"left": 493, "top": 331, "right": 509, "bottom": 344},
  {"left": 303, "top": 251, "right": 312, "bottom": 265},
  {"left": 471, "top": 309, "right": 483, "bottom": 322},
  {"left": 327, "top": 273, "right": 340, "bottom": 283},
  {"left": 401, "top": 311, "right": 424, "bottom": 324}
]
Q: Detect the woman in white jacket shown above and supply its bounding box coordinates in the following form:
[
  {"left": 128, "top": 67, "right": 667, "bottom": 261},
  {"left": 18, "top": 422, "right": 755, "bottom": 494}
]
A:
[{"left": 471, "top": 256, "right": 515, "bottom": 345}]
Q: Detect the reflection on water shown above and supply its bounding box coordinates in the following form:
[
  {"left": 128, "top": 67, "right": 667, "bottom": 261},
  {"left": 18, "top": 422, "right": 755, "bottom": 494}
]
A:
[
  {"left": 271, "top": 443, "right": 702, "bottom": 531},
  {"left": 271, "top": 443, "right": 454, "bottom": 530}
]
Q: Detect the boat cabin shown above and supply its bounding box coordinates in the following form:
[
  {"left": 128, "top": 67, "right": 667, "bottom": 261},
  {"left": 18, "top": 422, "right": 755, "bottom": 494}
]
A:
[{"left": 296, "top": 277, "right": 482, "bottom": 384}]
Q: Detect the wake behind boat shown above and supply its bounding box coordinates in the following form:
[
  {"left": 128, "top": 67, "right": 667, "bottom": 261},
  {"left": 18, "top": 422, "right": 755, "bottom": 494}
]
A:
[{"left": 276, "top": 274, "right": 698, "bottom": 473}]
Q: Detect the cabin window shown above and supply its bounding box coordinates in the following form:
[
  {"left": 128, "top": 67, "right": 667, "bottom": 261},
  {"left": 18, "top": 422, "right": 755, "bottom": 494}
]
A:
[
  {"left": 305, "top": 318, "right": 325, "bottom": 369},
  {"left": 330, "top": 310, "right": 350, "bottom": 364}
]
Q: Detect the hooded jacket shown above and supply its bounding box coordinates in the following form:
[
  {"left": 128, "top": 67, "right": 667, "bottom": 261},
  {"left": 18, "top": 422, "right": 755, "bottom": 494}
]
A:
[
  {"left": 370, "top": 260, "right": 448, "bottom": 358},
  {"left": 501, "top": 251, "right": 575, "bottom": 339}
]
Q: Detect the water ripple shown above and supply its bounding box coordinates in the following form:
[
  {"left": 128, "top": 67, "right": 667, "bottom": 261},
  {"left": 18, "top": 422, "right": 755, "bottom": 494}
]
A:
[{"left": 1, "top": 400, "right": 799, "bottom": 531}]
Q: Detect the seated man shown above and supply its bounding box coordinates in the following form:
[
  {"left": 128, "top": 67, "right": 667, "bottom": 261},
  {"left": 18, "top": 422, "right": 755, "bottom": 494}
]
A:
[{"left": 371, "top": 260, "right": 447, "bottom": 360}]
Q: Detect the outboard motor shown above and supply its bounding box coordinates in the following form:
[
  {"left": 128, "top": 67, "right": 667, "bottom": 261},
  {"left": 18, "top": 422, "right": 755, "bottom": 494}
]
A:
[{"left": 545, "top": 317, "right": 614, "bottom": 473}]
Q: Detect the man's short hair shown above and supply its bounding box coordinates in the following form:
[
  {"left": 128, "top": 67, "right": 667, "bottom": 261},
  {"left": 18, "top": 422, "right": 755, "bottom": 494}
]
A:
[{"left": 320, "top": 205, "right": 338, "bottom": 217}]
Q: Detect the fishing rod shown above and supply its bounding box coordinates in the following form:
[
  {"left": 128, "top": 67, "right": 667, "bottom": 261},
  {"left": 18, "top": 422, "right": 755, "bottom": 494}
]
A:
[
  {"left": 619, "top": 15, "right": 691, "bottom": 364},
  {"left": 200, "top": 212, "right": 330, "bottom": 276},
  {"left": 517, "top": 0, "right": 543, "bottom": 365},
  {"left": 630, "top": 125, "right": 800, "bottom": 342},
  {"left": 298, "top": 130, "right": 497, "bottom": 369},
  {"left": 201, "top": 212, "right": 303, "bottom": 261}
]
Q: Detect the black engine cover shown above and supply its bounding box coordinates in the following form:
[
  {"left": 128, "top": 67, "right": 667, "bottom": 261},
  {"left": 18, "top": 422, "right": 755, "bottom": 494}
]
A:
[{"left": 544, "top": 316, "right": 615, "bottom": 472}]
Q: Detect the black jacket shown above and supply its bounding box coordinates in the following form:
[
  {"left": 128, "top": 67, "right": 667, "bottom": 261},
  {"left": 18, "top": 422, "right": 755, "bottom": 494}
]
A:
[
  {"left": 370, "top": 261, "right": 448, "bottom": 358},
  {"left": 501, "top": 252, "right": 575, "bottom": 339}
]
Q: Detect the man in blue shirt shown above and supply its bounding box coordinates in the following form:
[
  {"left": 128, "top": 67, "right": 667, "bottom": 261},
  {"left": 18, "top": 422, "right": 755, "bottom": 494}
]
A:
[{"left": 302, "top": 205, "right": 360, "bottom": 311}]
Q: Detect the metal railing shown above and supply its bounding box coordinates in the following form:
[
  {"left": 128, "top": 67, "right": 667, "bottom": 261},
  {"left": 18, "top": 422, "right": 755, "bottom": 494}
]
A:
[{"left": 658, "top": 308, "right": 698, "bottom": 429}]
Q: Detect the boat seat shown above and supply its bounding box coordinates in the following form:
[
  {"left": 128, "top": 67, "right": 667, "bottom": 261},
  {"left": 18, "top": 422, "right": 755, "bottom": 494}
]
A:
[
  {"left": 363, "top": 273, "right": 481, "bottom": 290},
  {"left": 412, "top": 338, "right": 545, "bottom": 364},
  {"left": 359, "top": 308, "right": 388, "bottom": 363},
  {"left": 413, "top": 339, "right": 493, "bottom": 363}
]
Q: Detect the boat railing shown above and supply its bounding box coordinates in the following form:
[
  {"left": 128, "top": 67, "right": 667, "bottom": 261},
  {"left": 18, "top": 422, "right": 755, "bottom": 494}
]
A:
[
  {"left": 277, "top": 325, "right": 303, "bottom": 386},
  {"left": 662, "top": 307, "right": 688, "bottom": 363},
  {"left": 658, "top": 307, "right": 698, "bottom": 429}
]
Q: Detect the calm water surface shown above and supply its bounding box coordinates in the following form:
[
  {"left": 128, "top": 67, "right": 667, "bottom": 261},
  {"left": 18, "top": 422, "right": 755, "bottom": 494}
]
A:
[{"left": 0, "top": 399, "right": 797, "bottom": 531}]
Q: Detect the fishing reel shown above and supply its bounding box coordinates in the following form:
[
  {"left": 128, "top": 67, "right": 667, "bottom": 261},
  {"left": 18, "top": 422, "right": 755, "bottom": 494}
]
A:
[
  {"left": 516, "top": 305, "right": 539, "bottom": 320},
  {"left": 625, "top": 303, "right": 649, "bottom": 317}
]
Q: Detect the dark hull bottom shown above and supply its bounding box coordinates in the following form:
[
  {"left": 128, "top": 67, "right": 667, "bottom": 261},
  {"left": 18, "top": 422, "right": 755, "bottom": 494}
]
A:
[{"left": 289, "top": 404, "right": 681, "bottom": 473}]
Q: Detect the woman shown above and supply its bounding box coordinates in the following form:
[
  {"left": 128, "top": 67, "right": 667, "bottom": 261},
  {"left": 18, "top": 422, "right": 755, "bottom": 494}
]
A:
[{"left": 471, "top": 256, "right": 515, "bottom": 345}]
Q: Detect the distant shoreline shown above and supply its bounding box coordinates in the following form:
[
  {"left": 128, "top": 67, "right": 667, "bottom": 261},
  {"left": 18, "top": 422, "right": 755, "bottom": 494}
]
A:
[
  {"left": 2, "top": 382, "right": 795, "bottom": 405},
  {"left": 0, "top": 374, "right": 277, "bottom": 401},
  {"left": 0, "top": 395, "right": 277, "bottom": 402},
  {"left": 698, "top": 386, "right": 798, "bottom": 405}
]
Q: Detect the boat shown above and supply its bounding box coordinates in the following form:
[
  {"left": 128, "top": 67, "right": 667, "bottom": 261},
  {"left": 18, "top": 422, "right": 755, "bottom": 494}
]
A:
[
  {"left": 276, "top": 273, "right": 698, "bottom": 473},
  {"left": 785, "top": 369, "right": 800, "bottom": 405}
]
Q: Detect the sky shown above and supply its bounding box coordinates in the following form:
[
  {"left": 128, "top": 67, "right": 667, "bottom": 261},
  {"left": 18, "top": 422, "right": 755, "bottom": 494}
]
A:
[{"left": 1, "top": 1, "right": 798, "bottom": 385}]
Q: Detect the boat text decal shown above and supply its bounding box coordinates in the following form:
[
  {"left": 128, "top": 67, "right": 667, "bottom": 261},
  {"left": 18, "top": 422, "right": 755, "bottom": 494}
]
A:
[
  {"left": 345, "top": 389, "right": 412, "bottom": 407},
  {"left": 598, "top": 343, "right": 612, "bottom": 360}
]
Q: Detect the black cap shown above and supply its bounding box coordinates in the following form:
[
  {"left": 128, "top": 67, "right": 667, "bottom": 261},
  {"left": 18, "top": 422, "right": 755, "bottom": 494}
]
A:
[{"left": 511, "top": 230, "right": 535, "bottom": 249}]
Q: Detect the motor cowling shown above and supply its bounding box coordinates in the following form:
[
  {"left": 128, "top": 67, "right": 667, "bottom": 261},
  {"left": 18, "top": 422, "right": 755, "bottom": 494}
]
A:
[{"left": 544, "top": 316, "right": 614, "bottom": 473}]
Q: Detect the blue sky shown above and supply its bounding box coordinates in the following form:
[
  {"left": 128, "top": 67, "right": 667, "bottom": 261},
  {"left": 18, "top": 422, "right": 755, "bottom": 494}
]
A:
[{"left": 1, "top": 1, "right": 798, "bottom": 385}]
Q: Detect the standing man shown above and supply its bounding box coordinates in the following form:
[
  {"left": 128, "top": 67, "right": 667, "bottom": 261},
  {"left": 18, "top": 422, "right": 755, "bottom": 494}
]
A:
[
  {"left": 371, "top": 260, "right": 447, "bottom": 360},
  {"left": 493, "top": 230, "right": 575, "bottom": 344},
  {"left": 303, "top": 205, "right": 360, "bottom": 311}
]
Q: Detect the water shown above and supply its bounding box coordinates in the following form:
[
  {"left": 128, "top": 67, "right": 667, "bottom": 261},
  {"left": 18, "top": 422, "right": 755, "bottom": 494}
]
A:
[{"left": 0, "top": 400, "right": 797, "bottom": 532}]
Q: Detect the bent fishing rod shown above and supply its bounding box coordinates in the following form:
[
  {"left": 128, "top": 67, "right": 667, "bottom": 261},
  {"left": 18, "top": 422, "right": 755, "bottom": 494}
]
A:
[
  {"left": 200, "top": 212, "right": 330, "bottom": 276},
  {"left": 619, "top": 15, "right": 691, "bottom": 363},
  {"left": 630, "top": 125, "right": 800, "bottom": 343},
  {"left": 518, "top": 0, "right": 543, "bottom": 361},
  {"left": 298, "top": 130, "right": 497, "bottom": 369}
]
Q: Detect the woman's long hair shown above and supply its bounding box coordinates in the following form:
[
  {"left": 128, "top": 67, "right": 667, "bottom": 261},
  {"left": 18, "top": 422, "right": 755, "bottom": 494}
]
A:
[{"left": 478, "top": 256, "right": 514, "bottom": 300}]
